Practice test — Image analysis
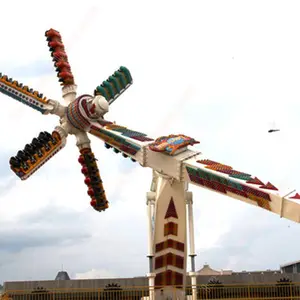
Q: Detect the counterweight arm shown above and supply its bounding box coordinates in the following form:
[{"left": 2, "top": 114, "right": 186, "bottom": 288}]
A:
[{"left": 183, "top": 155, "right": 300, "bottom": 223}]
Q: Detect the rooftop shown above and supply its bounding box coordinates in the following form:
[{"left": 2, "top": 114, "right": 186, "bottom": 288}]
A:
[
  {"left": 55, "top": 271, "right": 70, "bottom": 281},
  {"left": 197, "top": 264, "right": 281, "bottom": 276},
  {"left": 280, "top": 260, "right": 300, "bottom": 268}
]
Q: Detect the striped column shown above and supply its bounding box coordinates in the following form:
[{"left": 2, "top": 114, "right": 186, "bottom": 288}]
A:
[{"left": 152, "top": 176, "right": 187, "bottom": 298}]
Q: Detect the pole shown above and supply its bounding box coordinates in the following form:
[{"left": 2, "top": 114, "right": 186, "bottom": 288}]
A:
[
  {"left": 147, "top": 187, "right": 156, "bottom": 299},
  {"left": 186, "top": 187, "right": 197, "bottom": 300}
]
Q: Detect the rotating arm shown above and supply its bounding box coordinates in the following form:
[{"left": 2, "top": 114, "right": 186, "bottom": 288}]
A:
[
  {"left": 9, "top": 126, "right": 67, "bottom": 180},
  {"left": 74, "top": 131, "right": 108, "bottom": 212},
  {"left": 45, "top": 29, "right": 77, "bottom": 104},
  {"left": 78, "top": 145, "right": 109, "bottom": 212},
  {"left": 0, "top": 74, "right": 57, "bottom": 114},
  {"left": 45, "top": 29, "right": 75, "bottom": 87},
  {"left": 94, "top": 66, "right": 133, "bottom": 105}
]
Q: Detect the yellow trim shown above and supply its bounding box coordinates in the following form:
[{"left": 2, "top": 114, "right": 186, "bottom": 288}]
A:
[{"left": 0, "top": 76, "right": 48, "bottom": 104}]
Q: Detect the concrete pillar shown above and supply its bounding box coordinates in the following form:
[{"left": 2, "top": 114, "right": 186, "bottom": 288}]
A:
[
  {"left": 147, "top": 273, "right": 156, "bottom": 300},
  {"left": 189, "top": 272, "right": 197, "bottom": 300}
]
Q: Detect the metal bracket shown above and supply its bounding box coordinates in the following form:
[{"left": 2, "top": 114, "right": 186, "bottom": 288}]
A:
[{"left": 280, "top": 189, "right": 296, "bottom": 218}]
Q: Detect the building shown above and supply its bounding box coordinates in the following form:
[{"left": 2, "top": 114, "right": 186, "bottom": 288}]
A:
[
  {"left": 197, "top": 263, "right": 233, "bottom": 276},
  {"left": 3, "top": 261, "right": 300, "bottom": 296},
  {"left": 280, "top": 260, "right": 300, "bottom": 274},
  {"left": 195, "top": 263, "right": 289, "bottom": 285}
]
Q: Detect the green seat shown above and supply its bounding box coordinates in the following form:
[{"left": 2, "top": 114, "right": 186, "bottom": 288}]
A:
[{"left": 94, "top": 66, "right": 133, "bottom": 103}]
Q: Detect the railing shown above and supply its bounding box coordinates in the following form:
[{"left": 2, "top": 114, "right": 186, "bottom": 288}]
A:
[{"left": 2, "top": 282, "right": 300, "bottom": 299}]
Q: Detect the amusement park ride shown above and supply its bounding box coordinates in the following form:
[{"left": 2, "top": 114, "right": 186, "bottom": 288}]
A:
[{"left": 1, "top": 29, "right": 300, "bottom": 299}]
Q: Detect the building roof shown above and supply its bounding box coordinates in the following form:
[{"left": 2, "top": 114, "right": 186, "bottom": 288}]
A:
[
  {"left": 280, "top": 260, "right": 300, "bottom": 268},
  {"left": 197, "top": 264, "right": 233, "bottom": 276},
  {"left": 55, "top": 271, "right": 70, "bottom": 281}
]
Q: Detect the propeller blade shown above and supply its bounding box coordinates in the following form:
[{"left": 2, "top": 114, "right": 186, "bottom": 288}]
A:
[
  {"left": 10, "top": 127, "right": 67, "bottom": 180},
  {"left": 78, "top": 147, "right": 109, "bottom": 212}
]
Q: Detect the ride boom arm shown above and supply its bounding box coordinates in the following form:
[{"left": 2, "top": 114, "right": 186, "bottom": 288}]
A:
[
  {"left": 182, "top": 154, "right": 300, "bottom": 224},
  {"left": 129, "top": 131, "right": 300, "bottom": 223}
]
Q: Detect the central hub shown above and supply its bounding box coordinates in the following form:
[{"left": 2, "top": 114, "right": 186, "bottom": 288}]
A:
[{"left": 65, "top": 94, "right": 109, "bottom": 132}]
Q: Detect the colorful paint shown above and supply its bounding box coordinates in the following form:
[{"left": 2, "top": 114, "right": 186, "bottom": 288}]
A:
[
  {"left": 94, "top": 66, "right": 133, "bottom": 104},
  {"left": 165, "top": 197, "right": 178, "bottom": 219},
  {"left": 0, "top": 28, "right": 140, "bottom": 212},
  {"left": 79, "top": 148, "right": 108, "bottom": 212},
  {"left": 197, "top": 159, "right": 278, "bottom": 190},
  {"left": 290, "top": 193, "right": 300, "bottom": 200},
  {"left": 186, "top": 165, "right": 272, "bottom": 210},
  {"left": 155, "top": 253, "right": 184, "bottom": 269},
  {"left": 9, "top": 131, "right": 65, "bottom": 180},
  {"left": 164, "top": 222, "right": 178, "bottom": 236},
  {"left": 45, "top": 29, "right": 75, "bottom": 86},
  {"left": 155, "top": 197, "right": 185, "bottom": 288},
  {"left": 155, "top": 270, "right": 184, "bottom": 287},
  {"left": 105, "top": 123, "right": 154, "bottom": 142},
  {"left": 66, "top": 95, "right": 91, "bottom": 130},
  {"left": 149, "top": 134, "right": 199, "bottom": 155},
  {"left": 155, "top": 239, "right": 185, "bottom": 253},
  {"left": 89, "top": 125, "right": 141, "bottom": 156},
  {"left": 0, "top": 74, "right": 48, "bottom": 113}
]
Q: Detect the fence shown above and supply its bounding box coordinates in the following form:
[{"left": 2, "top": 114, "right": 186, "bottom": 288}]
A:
[{"left": 2, "top": 282, "right": 300, "bottom": 299}]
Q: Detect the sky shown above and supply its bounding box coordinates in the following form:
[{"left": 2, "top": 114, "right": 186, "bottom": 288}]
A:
[{"left": 1, "top": 0, "right": 300, "bottom": 284}]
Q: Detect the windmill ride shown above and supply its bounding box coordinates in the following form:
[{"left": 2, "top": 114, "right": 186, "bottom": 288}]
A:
[{"left": 1, "top": 29, "right": 300, "bottom": 300}]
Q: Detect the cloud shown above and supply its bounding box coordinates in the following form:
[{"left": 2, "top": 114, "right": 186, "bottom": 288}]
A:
[
  {"left": 0, "top": 204, "right": 91, "bottom": 253},
  {"left": 1, "top": 0, "right": 300, "bottom": 286},
  {"left": 0, "top": 175, "right": 17, "bottom": 196},
  {"left": 196, "top": 205, "right": 300, "bottom": 272},
  {"left": 75, "top": 269, "right": 116, "bottom": 280},
  {"left": 9, "top": 60, "right": 54, "bottom": 79}
]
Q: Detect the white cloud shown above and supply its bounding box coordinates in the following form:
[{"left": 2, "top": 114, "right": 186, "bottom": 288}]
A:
[
  {"left": 1, "top": 0, "right": 300, "bottom": 285},
  {"left": 75, "top": 269, "right": 116, "bottom": 280}
]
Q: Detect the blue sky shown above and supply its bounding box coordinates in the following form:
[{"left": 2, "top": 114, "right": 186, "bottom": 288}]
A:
[{"left": 1, "top": 0, "right": 300, "bottom": 283}]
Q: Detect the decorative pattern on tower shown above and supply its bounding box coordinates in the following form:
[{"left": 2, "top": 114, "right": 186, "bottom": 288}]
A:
[
  {"left": 155, "top": 197, "right": 185, "bottom": 288},
  {"left": 165, "top": 197, "right": 178, "bottom": 219}
]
